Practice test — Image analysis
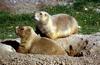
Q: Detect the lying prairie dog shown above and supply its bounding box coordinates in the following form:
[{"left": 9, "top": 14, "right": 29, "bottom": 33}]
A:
[
  {"left": 34, "top": 11, "right": 80, "bottom": 39},
  {"left": 55, "top": 35, "right": 88, "bottom": 57},
  {"left": 16, "top": 26, "right": 67, "bottom": 55}
]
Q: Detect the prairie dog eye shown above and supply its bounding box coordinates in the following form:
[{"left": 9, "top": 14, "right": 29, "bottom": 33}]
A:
[
  {"left": 40, "top": 12, "right": 42, "bottom": 15},
  {"left": 20, "top": 28, "right": 24, "bottom": 30},
  {"left": 45, "top": 14, "right": 47, "bottom": 16}
]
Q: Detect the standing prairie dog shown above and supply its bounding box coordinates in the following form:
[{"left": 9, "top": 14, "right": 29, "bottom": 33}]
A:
[
  {"left": 16, "top": 26, "right": 67, "bottom": 55},
  {"left": 34, "top": 11, "right": 79, "bottom": 39}
]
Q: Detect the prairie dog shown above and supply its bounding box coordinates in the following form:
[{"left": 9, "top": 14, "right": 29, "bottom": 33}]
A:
[
  {"left": 34, "top": 11, "right": 79, "bottom": 39},
  {"left": 16, "top": 26, "right": 67, "bottom": 55},
  {"left": 55, "top": 36, "right": 88, "bottom": 57}
]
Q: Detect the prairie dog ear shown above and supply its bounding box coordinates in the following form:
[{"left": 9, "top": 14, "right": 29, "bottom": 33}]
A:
[
  {"left": 20, "top": 27, "right": 25, "bottom": 31},
  {"left": 44, "top": 13, "right": 47, "bottom": 16},
  {"left": 16, "top": 26, "right": 24, "bottom": 33},
  {"left": 26, "top": 26, "right": 36, "bottom": 34}
]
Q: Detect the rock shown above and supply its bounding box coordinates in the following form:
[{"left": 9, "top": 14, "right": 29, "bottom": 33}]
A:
[
  {"left": 1, "top": 38, "right": 20, "bottom": 50},
  {"left": 0, "top": 43, "right": 16, "bottom": 53}
]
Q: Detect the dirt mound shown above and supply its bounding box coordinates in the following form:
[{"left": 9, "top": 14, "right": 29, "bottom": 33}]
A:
[{"left": 0, "top": 33, "right": 100, "bottom": 65}]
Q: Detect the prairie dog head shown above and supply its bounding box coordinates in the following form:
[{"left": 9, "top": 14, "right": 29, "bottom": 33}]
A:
[
  {"left": 34, "top": 11, "right": 50, "bottom": 24},
  {"left": 16, "top": 26, "right": 36, "bottom": 38}
]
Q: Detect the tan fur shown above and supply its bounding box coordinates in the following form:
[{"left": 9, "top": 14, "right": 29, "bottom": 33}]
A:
[
  {"left": 34, "top": 11, "right": 79, "bottom": 39},
  {"left": 16, "top": 26, "right": 67, "bottom": 55},
  {"left": 55, "top": 36, "right": 88, "bottom": 57}
]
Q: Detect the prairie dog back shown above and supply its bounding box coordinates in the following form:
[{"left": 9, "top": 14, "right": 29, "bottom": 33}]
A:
[
  {"left": 51, "top": 14, "right": 78, "bottom": 34},
  {"left": 29, "top": 37, "right": 67, "bottom": 55}
]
